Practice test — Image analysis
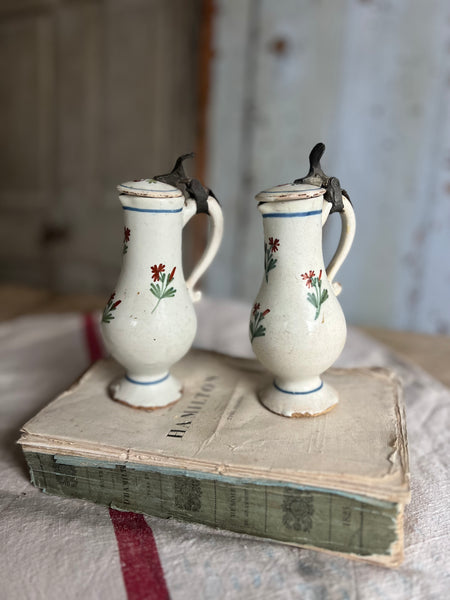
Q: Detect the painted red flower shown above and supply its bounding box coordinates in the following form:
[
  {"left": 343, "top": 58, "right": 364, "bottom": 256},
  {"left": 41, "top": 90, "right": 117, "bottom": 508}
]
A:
[
  {"left": 268, "top": 237, "right": 280, "bottom": 252},
  {"left": 108, "top": 292, "right": 116, "bottom": 303},
  {"left": 253, "top": 302, "right": 261, "bottom": 315},
  {"left": 168, "top": 267, "right": 176, "bottom": 282},
  {"left": 301, "top": 271, "right": 315, "bottom": 288},
  {"left": 151, "top": 264, "right": 165, "bottom": 282},
  {"left": 124, "top": 227, "right": 130, "bottom": 242},
  {"left": 261, "top": 309, "right": 270, "bottom": 317},
  {"left": 318, "top": 269, "right": 322, "bottom": 280},
  {"left": 112, "top": 300, "right": 121, "bottom": 309}
]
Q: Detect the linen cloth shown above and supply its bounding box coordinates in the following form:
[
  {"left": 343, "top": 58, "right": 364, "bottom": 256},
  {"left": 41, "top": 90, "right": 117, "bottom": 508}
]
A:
[{"left": 0, "top": 297, "right": 449, "bottom": 599}]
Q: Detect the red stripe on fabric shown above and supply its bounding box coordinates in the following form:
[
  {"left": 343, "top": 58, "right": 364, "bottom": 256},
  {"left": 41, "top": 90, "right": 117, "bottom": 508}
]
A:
[
  {"left": 109, "top": 509, "right": 170, "bottom": 600},
  {"left": 83, "top": 313, "right": 104, "bottom": 362},
  {"left": 82, "top": 313, "right": 170, "bottom": 600}
]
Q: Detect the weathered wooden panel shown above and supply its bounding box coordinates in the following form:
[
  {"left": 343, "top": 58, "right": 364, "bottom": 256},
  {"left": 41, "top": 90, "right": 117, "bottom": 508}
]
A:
[
  {"left": 328, "top": 0, "right": 450, "bottom": 334},
  {"left": 0, "top": 11, "right": 54, "bottom": 207},
  {"left": 207, "top": 0, "right": 450, "bottom": 334},
  {"left": 51, "top": 0, "right": 202, "bottom": 293},
  {"left": 0, "top": 0, "right": 202, "bottom": 293},
  {"left": 103, "top": 0, "right": 198, "bottom": 190},
  {"left": 0, "top": 8, "right": 55, "bottom": 286},
  {"left": 206, "top": 0, "right": 253, "bottom": 298}
]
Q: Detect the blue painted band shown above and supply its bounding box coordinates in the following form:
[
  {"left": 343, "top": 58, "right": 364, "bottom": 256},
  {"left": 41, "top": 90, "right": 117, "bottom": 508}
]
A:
[
  {"left": 125, "top": 373, "right": 170, "bottom": 386},
  {"left": 262, "top": 209, "right": 322, "bottom": 219},
  {"left": 123, "top": 206, "right": 183, "bottom": 213},
  {"left": 273, "top": 380, "right": 324, "bottom": 395}
]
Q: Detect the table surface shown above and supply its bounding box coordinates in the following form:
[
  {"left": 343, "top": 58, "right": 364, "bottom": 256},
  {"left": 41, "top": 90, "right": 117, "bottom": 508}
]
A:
[
  {"left": 1, "top": 284, "right": 449, "bottom": 599},
  {"left": 1, "top": 283, "right": 449, "bottom": 388}
]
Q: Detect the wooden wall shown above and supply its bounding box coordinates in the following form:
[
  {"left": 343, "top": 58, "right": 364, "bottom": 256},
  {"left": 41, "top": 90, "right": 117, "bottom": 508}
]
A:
[
  {"left": 206, "top": 0, "right": 450, "bottom": 334},
  {"left": 0, "top": 0, "right": 201, "bottom": 293},
  {"left": 1, "top": 0, "right": 449, "bottom": 335}
]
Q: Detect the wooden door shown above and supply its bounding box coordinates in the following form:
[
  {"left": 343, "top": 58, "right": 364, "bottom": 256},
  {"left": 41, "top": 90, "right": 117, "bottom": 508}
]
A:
[{"left": 0, "top": 0, "right": 202, "bottom": 293}]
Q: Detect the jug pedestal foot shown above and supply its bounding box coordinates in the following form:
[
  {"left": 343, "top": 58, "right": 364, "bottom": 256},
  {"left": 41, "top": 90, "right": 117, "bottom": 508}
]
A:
[
  {"left": 259, "top": 378, "right": 338, "bottom": 418},
  {"left": 109, "top": 372, "right": 182, "bottom": 409}
]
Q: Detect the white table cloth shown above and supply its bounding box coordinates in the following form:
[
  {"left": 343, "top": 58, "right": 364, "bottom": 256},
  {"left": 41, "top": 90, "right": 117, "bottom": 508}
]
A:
[{"left": 1, "top": 298, "right": 449, "bottom": 599}]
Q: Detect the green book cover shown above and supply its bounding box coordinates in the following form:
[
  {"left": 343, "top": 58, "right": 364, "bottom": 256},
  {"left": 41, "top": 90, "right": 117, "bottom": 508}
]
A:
[{"left": 19, "top": 350, "right": 410, "bottom": 567}]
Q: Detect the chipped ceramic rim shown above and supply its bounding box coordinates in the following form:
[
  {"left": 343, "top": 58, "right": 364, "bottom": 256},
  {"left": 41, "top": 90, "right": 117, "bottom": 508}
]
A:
[
  {"left": 255, "top": 183, "right": 326, "bottom": 203},
  {"left": 117, "top": 180, "right": 183, "bottom": 199}
]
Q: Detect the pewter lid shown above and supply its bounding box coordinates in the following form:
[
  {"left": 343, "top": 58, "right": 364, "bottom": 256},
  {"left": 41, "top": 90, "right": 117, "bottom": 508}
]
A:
[
  {"left": 117, "top": 178, "right": 183, "bottom": 198},
  {"left": 255, "top": 182, "right": 325, "bottom": 203},
  {"left": 255, "top": 143, "right": 348, "bottom": 214}
]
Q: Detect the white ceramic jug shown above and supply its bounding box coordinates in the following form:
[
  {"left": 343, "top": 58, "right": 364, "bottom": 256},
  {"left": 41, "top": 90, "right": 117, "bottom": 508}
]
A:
[
  {"left": 101, "top": 157, "right": 223, "bottom": 409},
  {"left": 250, "top": 144, "right": 355, "bottom": 417}
]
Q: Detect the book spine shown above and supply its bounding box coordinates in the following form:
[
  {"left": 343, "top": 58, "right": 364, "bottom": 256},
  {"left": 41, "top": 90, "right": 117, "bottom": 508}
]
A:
[{"left": 25, "top": 451, "right": 400, "bottom": 559}]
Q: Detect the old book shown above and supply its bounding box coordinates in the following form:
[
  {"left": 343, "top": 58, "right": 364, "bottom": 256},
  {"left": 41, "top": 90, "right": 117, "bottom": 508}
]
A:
[{"left": 19, "top": 350, "right": 410, "bottom": 567}]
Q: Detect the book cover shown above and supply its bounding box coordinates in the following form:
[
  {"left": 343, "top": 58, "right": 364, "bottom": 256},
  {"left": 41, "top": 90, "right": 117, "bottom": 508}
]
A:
[{"left": 19, "top": 350, "right": 410, "bottom": 567}]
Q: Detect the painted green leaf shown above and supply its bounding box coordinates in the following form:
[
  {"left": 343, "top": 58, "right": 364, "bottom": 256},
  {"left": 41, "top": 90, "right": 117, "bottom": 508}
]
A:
[
  {"left": 321, "top": 289, "right": 329, "bottom": 303},
  {"left": 254, "top": 325, "right": 266, "bottom": 338},
  {"left": 150, "top": 284, "right": 160, "bottom": 298},
  {"left": 307, "top": 292, "right": 318, "bottom": 307}
]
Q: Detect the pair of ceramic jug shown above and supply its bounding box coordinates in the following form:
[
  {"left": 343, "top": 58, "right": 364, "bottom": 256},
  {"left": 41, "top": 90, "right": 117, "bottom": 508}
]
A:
[{"left": 101, "top": 146, "right": 355, "bottom": 417}]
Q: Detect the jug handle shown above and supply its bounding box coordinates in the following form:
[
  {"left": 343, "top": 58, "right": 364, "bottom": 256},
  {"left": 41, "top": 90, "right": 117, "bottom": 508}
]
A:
[
  {"left": 322, "top": 196, "right": 356, "bottom": 296},
  {"left": 182, "top": 196, "right": 224, "bottom": 303}
]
